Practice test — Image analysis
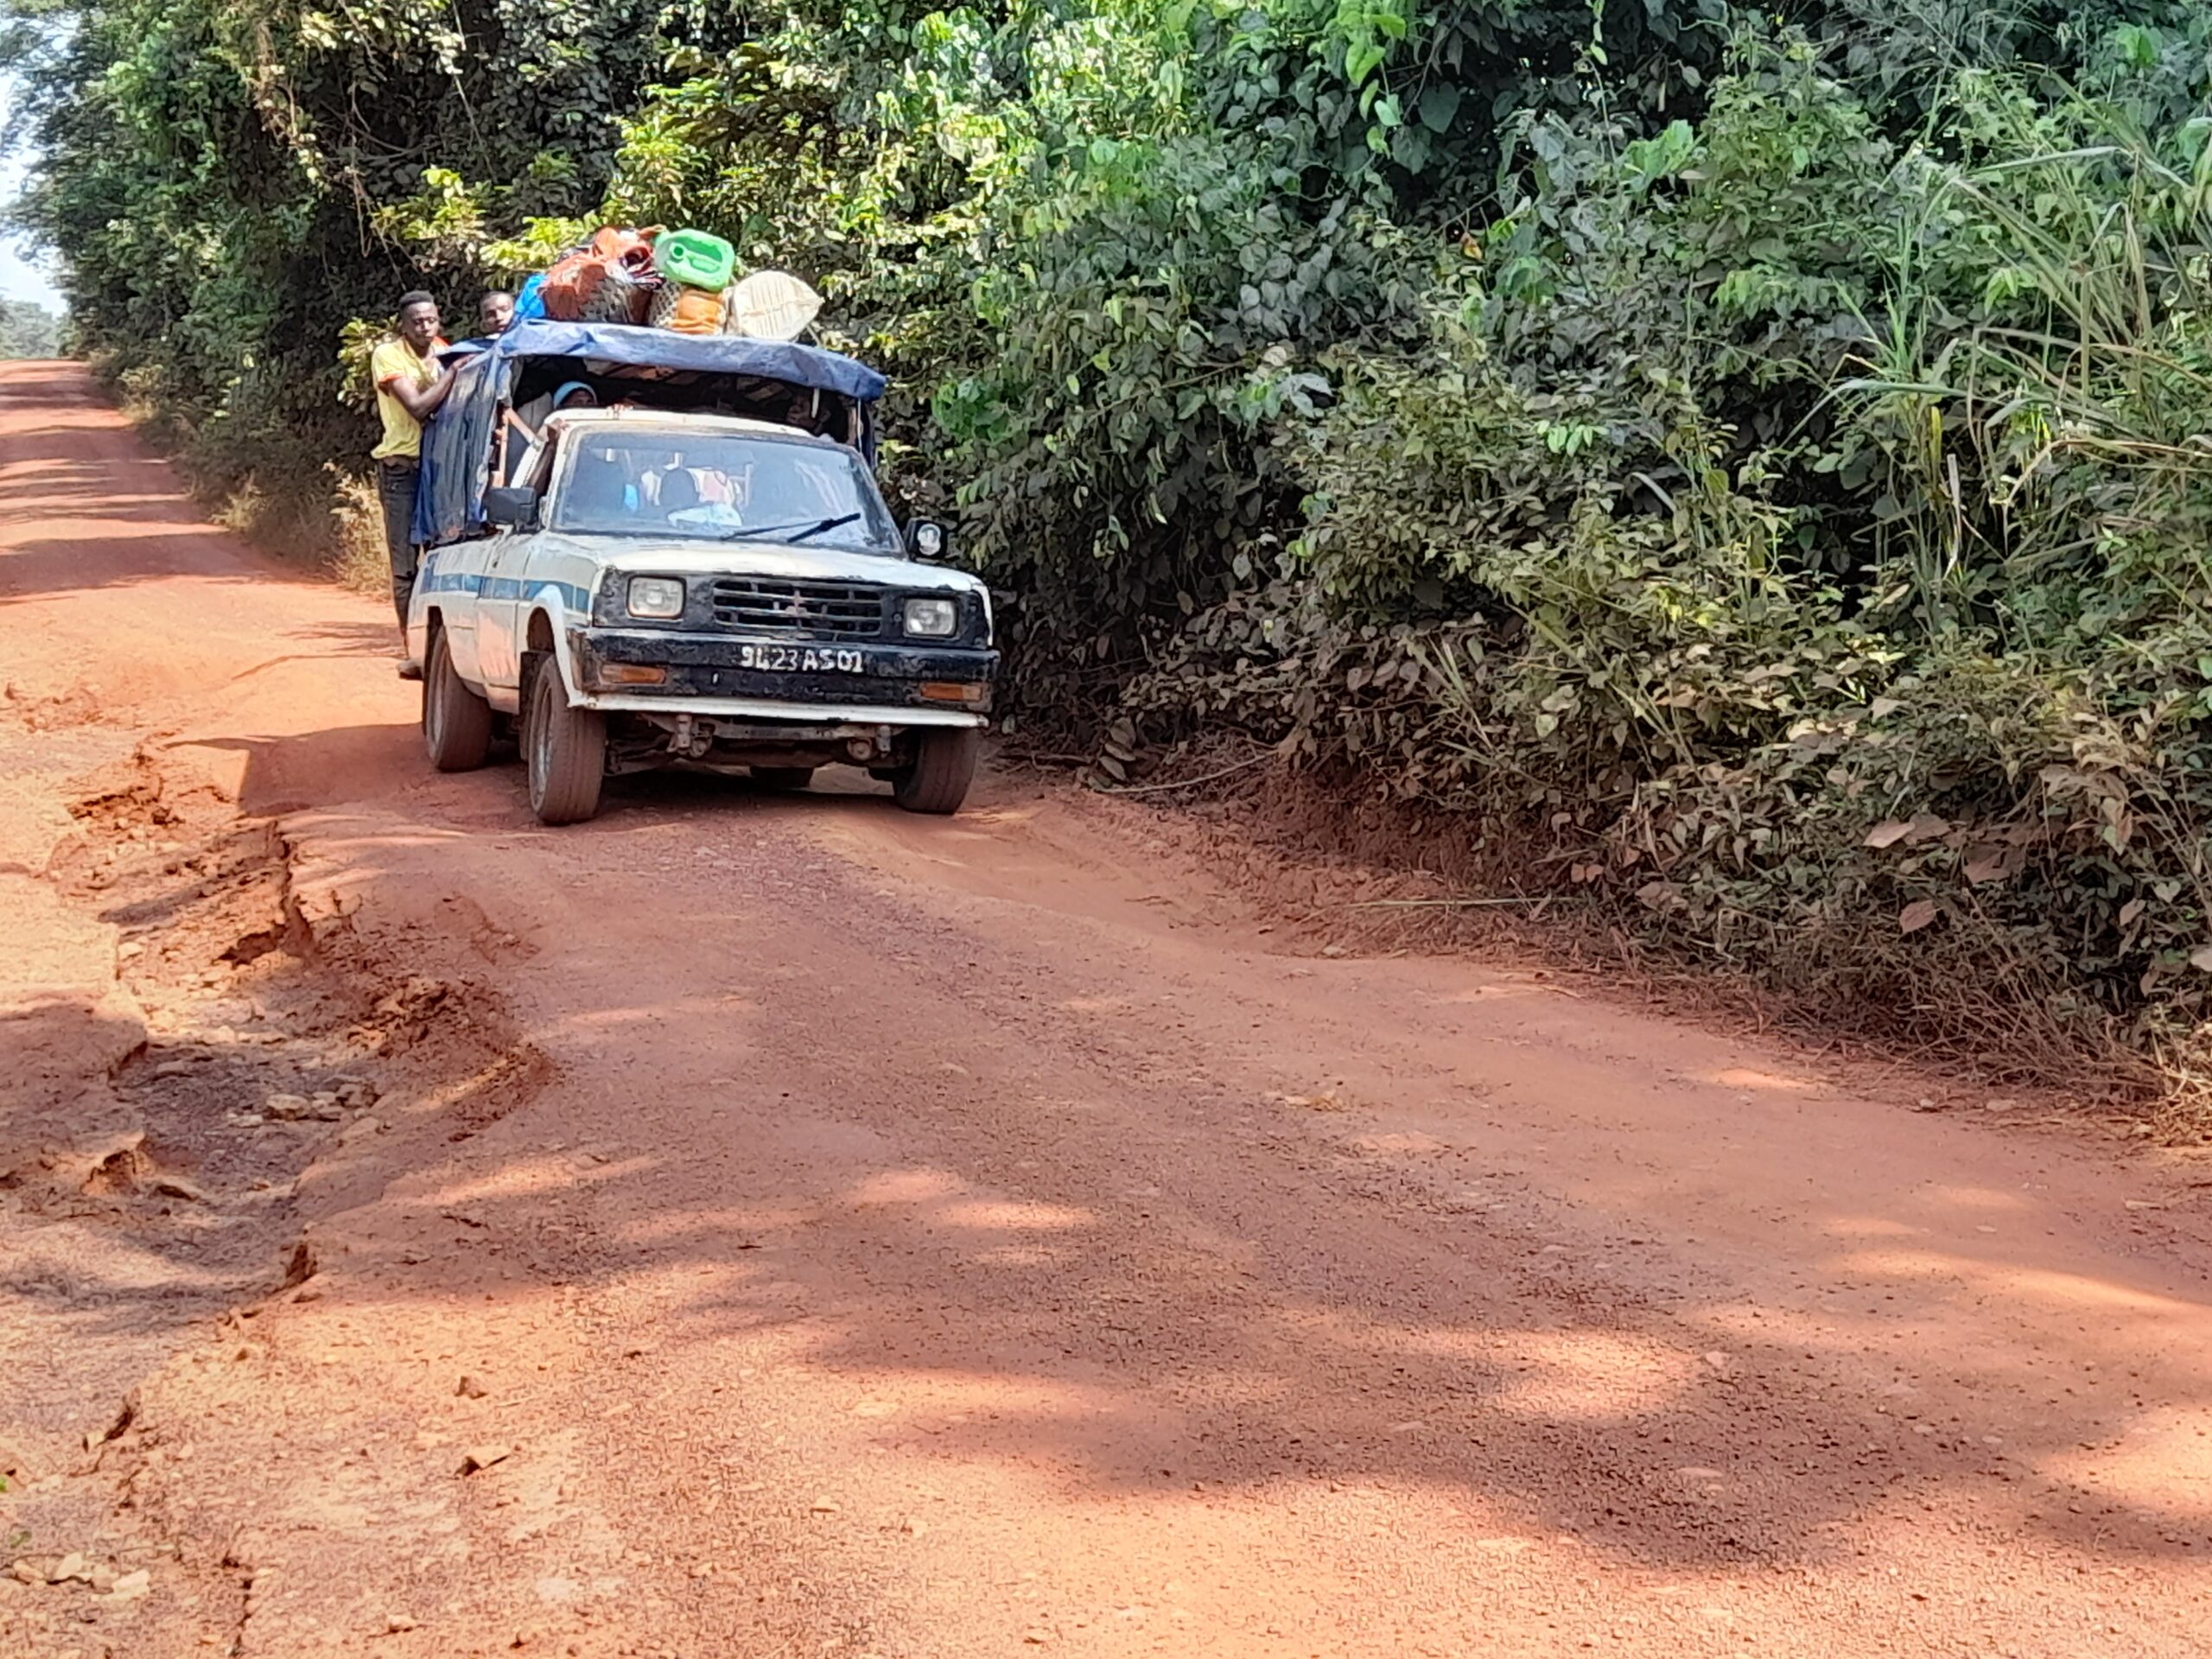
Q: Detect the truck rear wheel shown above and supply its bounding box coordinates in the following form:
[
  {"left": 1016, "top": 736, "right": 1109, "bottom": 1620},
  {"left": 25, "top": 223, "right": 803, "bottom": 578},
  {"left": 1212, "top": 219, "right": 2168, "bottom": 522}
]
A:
[
  {"left": 892, "top": 728, "right": 979, "bottom": 816},
  {"left": 423, "top": 626, "right": 493, "bottom": 772},
  {"left": 525, "top": 662, "right": 606, "bottom": 825}
]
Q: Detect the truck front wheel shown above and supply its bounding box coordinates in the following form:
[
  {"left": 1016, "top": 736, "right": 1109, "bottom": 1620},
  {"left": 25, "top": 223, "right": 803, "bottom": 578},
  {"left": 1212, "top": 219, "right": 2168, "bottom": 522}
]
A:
[
  {"left": 423, "top": 626, "right": 493, "bottom": 772},
  {"left": 892, "top": 728, "right": 979, "bottom": 816},
  {"left": 525, "top": 662, "right": 607, "bottom": 825}
]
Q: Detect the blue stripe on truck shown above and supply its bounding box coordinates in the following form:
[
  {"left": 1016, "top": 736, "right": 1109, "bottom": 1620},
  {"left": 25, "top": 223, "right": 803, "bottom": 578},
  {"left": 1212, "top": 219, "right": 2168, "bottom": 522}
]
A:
[{"left": 418, "top": 556, "right": 588, "bottom": 613}]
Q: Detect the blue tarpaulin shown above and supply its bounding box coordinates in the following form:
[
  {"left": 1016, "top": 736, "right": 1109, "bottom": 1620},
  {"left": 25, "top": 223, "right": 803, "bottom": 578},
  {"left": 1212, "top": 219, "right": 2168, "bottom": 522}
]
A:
[
  {"left": 476, "top": 321, "right": 887, "bottom": 400},
  {"left": 413, "top": 321, "right": 884, "bottom": 549},
  {"left": 412, "top": 352, "right": 500, "bottom": 550}
]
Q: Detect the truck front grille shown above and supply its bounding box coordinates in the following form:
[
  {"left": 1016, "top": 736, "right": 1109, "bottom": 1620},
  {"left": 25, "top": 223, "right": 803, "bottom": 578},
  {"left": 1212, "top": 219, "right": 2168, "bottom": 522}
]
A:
[{"left": 707, "top": 579, "right": 886, "bottom": 639}]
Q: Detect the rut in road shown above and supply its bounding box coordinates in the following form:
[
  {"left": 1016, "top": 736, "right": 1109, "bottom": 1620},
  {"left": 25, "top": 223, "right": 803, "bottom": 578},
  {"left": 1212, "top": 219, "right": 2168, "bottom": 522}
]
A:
[{"left": 6, "top": 355, "right": 2212, "bottom": 1658}]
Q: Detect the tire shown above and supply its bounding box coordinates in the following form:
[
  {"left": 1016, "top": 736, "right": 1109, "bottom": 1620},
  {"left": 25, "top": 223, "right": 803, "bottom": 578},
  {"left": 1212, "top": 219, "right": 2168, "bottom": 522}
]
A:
[
  {"left": 524, "top": 660, "right": 606, "bottom": 825},
  {"left": 892, "top": 727, "right": 979, "bottom": 815},
  {"left": 752, "top": 766, "right": 816, "bottom": 791},
  {"left": 422, "top": 626, "right": 493, "bottom": 772}
]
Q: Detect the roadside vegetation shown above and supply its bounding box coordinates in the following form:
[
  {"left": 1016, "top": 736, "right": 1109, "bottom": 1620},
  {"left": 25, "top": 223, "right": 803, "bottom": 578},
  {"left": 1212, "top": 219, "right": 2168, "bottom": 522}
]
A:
[
  {"left": 9, "top": 0, "right": 2212, "bottom": 1103},
  {"left": 0, "top": 298, "right": 60, "bottom": 357}
]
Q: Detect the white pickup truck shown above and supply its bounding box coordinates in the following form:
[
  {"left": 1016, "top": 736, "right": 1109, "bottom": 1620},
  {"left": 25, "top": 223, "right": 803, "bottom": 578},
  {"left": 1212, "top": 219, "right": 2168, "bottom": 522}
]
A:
[{"left": 404, "top": 404, "right": 997, "bottom": 824}]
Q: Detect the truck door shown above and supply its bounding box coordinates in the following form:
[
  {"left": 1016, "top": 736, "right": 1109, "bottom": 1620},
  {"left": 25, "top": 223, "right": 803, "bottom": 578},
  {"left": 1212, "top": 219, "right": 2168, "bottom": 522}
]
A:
[
  {"left": 421, "top": 534, "right": 490, "bottom": 686},
  {"left": 474, "top": 431, "right": 557, "bottom": 697},
  {"left": 473, "top": 528, "right": 526, "bottom": 696}
]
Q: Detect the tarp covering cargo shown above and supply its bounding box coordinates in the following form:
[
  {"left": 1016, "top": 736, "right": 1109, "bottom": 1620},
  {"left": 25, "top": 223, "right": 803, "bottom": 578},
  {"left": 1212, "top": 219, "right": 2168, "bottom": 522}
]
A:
[{"left": 414, "top": 320, "right": 886, "bottom": 549}]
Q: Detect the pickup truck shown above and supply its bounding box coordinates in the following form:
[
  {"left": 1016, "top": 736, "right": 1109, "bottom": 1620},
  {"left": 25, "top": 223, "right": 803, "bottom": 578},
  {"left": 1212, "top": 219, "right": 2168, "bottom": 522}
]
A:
[{"left": 402, "top": 323, "right": 996, "bottom": 824}]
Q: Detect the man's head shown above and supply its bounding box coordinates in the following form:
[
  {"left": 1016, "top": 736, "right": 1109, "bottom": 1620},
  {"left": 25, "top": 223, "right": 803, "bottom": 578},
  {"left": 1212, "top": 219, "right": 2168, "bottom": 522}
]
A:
[
  {"left": 397, "top": 290, "right": 441, "bottom": 352},
  {"left": 553, "top": 381, "right": 598, "bottom": 411},
  {"left": 479, "top": 290, "right": 514, "bottom": 336},
  {"left": 659, "top": 469, "right": 701, "bottom": 515},
  {"left": 569, "top": 451, "right": 629, "bottom": 516}
]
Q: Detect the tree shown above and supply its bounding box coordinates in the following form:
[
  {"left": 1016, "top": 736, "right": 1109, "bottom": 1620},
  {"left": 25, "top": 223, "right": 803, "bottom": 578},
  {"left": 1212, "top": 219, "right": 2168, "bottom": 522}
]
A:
[
  {"left": 0, "top": 298, "right": 60, "bottom": 358},
  {"left": 4, "top": 0, "right": 747, "bottom": 511}
]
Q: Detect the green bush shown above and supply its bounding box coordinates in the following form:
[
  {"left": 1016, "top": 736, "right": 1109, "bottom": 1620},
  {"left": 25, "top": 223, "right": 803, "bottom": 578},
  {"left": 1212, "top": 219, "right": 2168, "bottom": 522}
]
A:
[{"left": 1133, "top": 22, "right": 2212, "bottom": 1090}]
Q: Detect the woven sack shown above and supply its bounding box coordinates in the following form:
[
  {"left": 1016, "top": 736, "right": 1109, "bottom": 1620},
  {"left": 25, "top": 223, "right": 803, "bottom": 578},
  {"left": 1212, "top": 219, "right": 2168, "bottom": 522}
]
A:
[{"left": 582, "top": 265, "right": 654, "bottom": 324}]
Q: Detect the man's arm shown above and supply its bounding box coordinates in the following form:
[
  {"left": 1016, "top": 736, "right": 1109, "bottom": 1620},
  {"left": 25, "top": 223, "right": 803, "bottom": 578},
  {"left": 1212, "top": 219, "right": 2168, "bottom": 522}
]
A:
[{"left": 383, "top": 363, "right": 455, "bottom": 422}]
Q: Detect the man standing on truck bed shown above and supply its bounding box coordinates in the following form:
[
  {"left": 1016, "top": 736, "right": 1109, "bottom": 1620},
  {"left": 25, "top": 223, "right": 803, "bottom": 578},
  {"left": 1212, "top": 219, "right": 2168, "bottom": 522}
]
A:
[{"left": 372, "top": 290, "right": 454, "bottom": 679}]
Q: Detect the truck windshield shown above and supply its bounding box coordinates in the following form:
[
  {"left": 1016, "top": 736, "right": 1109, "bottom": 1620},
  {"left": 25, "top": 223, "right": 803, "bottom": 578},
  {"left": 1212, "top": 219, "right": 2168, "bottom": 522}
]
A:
[{"left": 549, "top": 429, "right": 900, "bottom": 555}]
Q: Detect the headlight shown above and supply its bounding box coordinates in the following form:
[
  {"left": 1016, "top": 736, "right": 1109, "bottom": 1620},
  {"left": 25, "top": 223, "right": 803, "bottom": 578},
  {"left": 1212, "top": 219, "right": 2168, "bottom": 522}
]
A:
[
  {"left": 902, "top": 595, "right": 958, "bottom": 638},
  {"left": 626, "top": 576, "right": 685, "bottom": 619}
]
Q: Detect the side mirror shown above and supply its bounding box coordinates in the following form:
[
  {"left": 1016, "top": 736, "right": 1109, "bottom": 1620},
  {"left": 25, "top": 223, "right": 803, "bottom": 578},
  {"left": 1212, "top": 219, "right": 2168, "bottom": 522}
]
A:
[
  {"left": 905, "top": 520, "right": 949, "bottom": 560},
  {"left": 483, "top": 486, "right": 538, "bottom": 531}
]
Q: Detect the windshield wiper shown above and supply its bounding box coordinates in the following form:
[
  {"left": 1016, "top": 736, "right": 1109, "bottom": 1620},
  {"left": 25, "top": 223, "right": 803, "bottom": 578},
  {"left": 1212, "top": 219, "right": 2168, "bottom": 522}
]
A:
[
  {"left": 779, "top": 512, "right": 864, "bottom": 544},
  {"left": 718, "top": 512, "right": 863, "bottom": 544}
]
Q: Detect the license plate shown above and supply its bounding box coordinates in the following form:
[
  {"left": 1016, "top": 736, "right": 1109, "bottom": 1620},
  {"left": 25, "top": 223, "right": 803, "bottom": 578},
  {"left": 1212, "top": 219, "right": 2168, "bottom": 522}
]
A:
[{"left": 738, "top": 644, "right": 866, "bottom": 674}]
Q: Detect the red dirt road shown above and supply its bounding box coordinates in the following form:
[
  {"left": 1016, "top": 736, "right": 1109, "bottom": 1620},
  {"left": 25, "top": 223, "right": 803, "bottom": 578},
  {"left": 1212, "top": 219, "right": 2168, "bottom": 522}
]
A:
[{"left": 9, "top": 358, "right": 2212, "bottom": 1657}]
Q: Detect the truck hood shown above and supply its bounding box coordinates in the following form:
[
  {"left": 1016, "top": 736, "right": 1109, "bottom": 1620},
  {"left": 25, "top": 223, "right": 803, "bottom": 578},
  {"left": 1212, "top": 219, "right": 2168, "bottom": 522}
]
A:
[{"left": 535, "top": 532, "right": 984, "bottom": 594}]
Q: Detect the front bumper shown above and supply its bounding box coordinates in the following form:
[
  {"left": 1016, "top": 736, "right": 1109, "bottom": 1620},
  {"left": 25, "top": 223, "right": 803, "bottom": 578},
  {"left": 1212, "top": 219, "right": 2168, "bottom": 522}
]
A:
[{"left": 573, "top": 627, "right": 997, "bottom": 722}]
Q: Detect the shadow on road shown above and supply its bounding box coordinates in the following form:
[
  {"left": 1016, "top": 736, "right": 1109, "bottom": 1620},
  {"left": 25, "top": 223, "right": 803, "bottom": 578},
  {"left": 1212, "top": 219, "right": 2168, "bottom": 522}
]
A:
[
  {"left": 137, "top": 760, "right": 2212, "bottom": 1586},
  {"left": 186, "top": 720, "right": 915, "bottom": 823}
]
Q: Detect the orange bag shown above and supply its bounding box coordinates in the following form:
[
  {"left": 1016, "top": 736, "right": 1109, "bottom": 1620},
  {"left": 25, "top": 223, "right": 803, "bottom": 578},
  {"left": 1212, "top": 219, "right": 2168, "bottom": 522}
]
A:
[
  {"left": 539, "top": 228, "right": 662, "bottom": 322},
  {"left": 648, "top": 282, "right": 728, "bottom": 335},
  {"left": 588, "top": 226, "right": 660, "bottom": 265},
  {"left": 540, "top": 254, "right": 613, "bottom": 320}
]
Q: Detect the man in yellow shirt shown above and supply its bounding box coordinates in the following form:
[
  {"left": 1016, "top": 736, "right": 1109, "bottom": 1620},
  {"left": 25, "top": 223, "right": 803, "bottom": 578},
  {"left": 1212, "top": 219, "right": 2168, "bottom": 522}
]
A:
[{"left": 371, "top": 290, "right": 454, "bottom": 677}]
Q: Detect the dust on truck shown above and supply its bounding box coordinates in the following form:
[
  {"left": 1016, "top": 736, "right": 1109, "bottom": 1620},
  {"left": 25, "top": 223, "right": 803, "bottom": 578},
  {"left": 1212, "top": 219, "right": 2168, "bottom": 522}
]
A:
[{"left": 404, "top": 320, "right": 996, "bottom": 824}]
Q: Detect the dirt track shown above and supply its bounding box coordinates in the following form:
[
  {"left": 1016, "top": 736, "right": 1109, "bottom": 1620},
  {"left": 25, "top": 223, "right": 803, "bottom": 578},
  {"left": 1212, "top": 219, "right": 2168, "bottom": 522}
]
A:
[{"left": 8, "top": 359, "right": 2212, "bottom": 1657}]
